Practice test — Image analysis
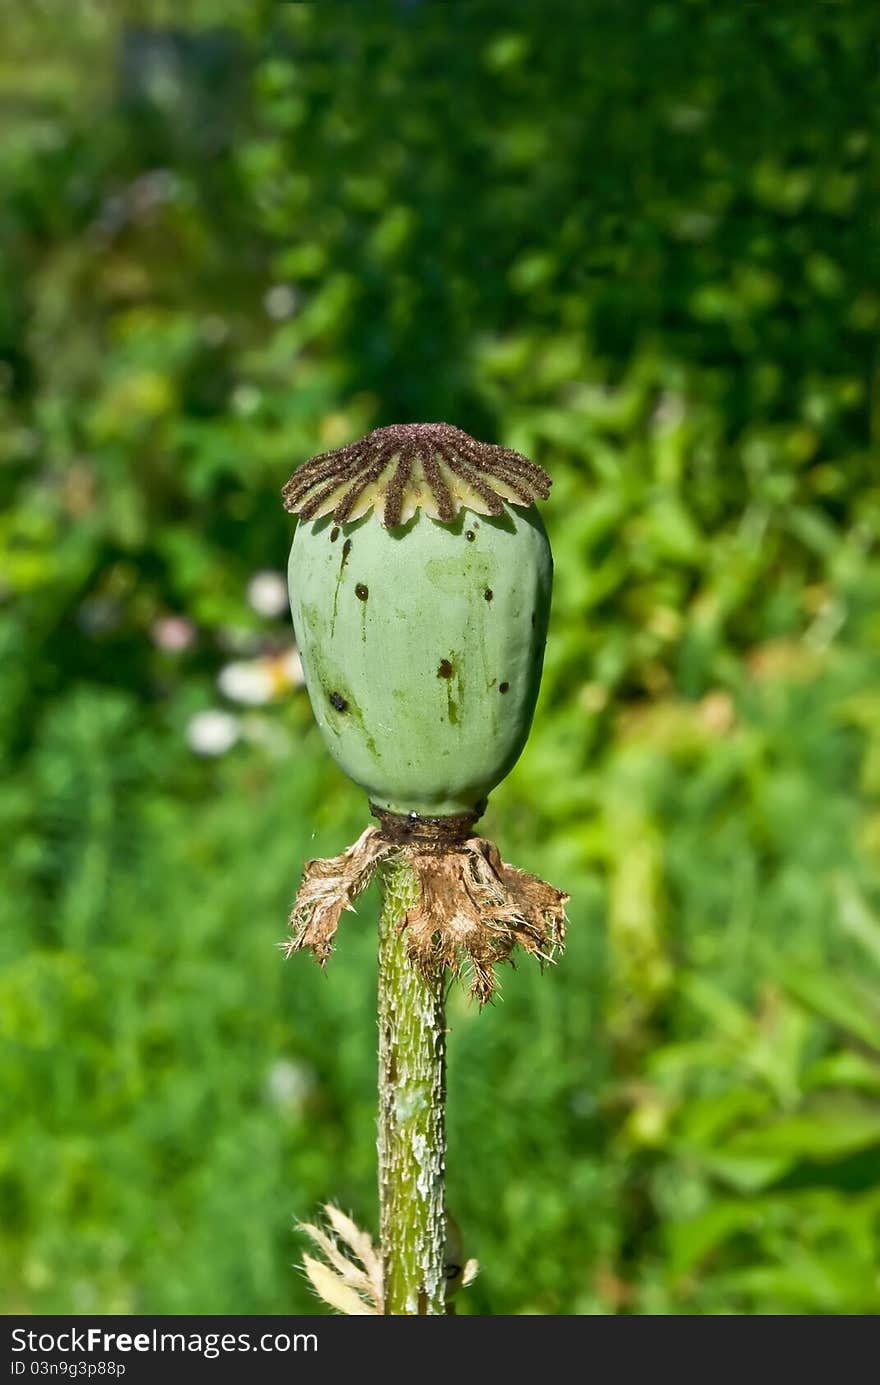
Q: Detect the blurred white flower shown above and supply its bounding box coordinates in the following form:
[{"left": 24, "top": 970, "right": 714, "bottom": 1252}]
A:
[
  {"left": 263, "top": 283, "right": 299, "bottom": 320},
  {"left": 265, "top": 1058, "right": 316, "bottom": 1116},
  {"left": 217, "top": 647, "right": 303, "bottom": 705},
  {"left": 152, "top": 615, "right": 195, "bottom": 652},
  {"left": 186, "top": 709, "right": 240, "bottom": 756},
  {"left": 231, "top": 383, "right": 261, "bottom": 416},
  {"left": 247, "top": 569, "right": 289, "bottom": 618},
  {"left": 218, "top": 660, "right": 274, "bottom": 706}
]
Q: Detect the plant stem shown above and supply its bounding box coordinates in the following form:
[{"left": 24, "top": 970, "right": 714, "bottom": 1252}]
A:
[{"left": 377, "top": 851, "right": 447, "bottom": 1315}]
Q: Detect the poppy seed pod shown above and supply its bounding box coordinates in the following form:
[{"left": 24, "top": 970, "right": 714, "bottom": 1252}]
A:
[
  {"left": 282, "top": 423, "right": 567, "bottom": 1003},
  {"left": 283, "top": 422, "right": 552, "bottom": 818}
]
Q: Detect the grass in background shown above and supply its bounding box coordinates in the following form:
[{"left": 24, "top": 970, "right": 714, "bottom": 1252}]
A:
[{"left": 1, "top": 1, "right": 879, "bottom": 1314}]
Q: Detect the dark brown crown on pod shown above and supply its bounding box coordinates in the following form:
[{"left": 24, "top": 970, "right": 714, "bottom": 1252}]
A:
[{"left": 281, "top": 422, "right": 550, "bottom": 529}]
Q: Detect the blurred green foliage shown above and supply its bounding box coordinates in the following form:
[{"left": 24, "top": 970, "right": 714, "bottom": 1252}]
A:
[{"left": 2, "top": 0, "right": 879, "bottom": 1315}]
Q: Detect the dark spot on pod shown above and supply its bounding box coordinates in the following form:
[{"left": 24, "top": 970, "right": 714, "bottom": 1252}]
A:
[
  {"left": 355, "top": 583, "right": 369, "bottom": 601},
  {"left": 328, "top": 691, "right": 348, "bottom": 712},
  {"left": 341, "top": 538, "right": 352, "bottom": 567},
  {"left": 437, "top": 659, "right": 453, "bottom": 679},
  {"left": 484, "top": 588, "right": 493, "bottom": 602},
  {"left": 330, "top": 527, "right": 340, "bottom": 542},
  {"left": 531, "top": 611, "right": 536, "bottom": 627},
  {"left": 465, "top": 530, "right": 476, "bottom": 542},
  {"left": 499, "top": 681, "right": 509, "bottom": 694}
]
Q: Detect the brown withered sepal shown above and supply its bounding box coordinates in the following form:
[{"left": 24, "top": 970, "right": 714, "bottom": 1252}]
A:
[{"left": 283, "top": 825, "right": 567, "bottom": 1005}]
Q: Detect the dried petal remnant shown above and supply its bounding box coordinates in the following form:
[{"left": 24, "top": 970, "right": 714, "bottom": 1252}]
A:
[
  {"left": 283, "top": 827, "right": 393, "bottom": 964},
  {"left": 284, "top": 825, "right": 567, "bottom": 1003},
  {"left": 402, "top": 838, "right": 567, "bottom": 1004},
  {"left": 281, "top": 422, "right": 550, "bottom": 529}
]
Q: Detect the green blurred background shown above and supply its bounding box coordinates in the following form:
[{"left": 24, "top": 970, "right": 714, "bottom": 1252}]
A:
[{"left": 2, "top": 0, "right": 879, "bottom": 1315}]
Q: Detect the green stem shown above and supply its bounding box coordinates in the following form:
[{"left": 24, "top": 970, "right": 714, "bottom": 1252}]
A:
[{"left": 377, "top": 852, "right": 446, "bottom": 1315}]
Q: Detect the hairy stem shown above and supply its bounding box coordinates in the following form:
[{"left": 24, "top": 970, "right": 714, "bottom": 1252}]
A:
[{"left": 377, "top": 852, "right": 446, "bottom": 1315}]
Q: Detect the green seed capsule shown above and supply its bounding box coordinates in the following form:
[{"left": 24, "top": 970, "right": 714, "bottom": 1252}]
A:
[{"left": 283, "top": 423, "right": 552, "bottom": 818}]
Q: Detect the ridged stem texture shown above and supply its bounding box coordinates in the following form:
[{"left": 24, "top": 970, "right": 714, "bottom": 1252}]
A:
[{"left": 377, "top": 852, "right": 446, "bottom": 1315}]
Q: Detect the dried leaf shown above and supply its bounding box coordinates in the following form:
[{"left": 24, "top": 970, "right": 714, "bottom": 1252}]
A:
[
  {"left": 298, "top": 1205, "right": 383, "bottom": 1314},
  {"left": 322, "top": 1203, "right": 383, "bottom": 1305},
  {"left": 462, "top": 1258, "right": 480, "bottom": 1287},
  {"left": 302, "top": 1253, "right": 378, "bottom": 1316},
  {"left": 299, "top": 1221, "right": 373, "bottom": 1300}
]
